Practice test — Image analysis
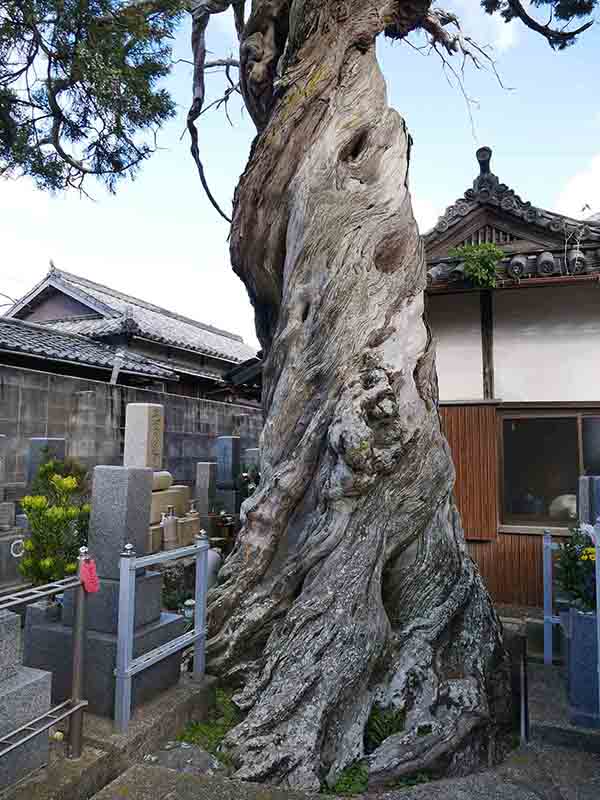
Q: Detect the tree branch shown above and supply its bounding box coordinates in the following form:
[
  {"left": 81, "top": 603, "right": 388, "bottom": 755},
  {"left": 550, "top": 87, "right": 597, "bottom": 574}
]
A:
[
  {"left": 187, "top": 0, "right": 236, "bottom": 222},
  {"left": 507, "top": 0, "right": 594, "bottom": 48}
]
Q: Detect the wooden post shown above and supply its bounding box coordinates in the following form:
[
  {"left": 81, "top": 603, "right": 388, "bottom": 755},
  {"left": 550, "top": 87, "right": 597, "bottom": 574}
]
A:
[{"left": 480, "top": 290, "right": 494, "bottom": 400}]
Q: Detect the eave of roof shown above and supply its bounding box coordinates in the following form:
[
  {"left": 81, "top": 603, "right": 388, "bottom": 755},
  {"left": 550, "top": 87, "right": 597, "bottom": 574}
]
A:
[{"left": 0, "top": 317, "right": 178, "bottom": 380}]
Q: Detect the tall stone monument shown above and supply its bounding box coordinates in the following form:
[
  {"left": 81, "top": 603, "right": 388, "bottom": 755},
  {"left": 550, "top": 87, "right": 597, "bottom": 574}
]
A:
[
  {"left": 24, "top": 405, "right": 185, "bottom": 718},
  {"left": 0, "top": 610, "right": 52, "bottom": 788},
  {"left": 215, "top": 436, "right": 241, "bottom": 514}
]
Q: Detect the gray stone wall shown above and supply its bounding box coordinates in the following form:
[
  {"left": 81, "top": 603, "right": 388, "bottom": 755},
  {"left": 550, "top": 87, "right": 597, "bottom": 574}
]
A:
[{"left": 0, "top": 364, "right": 262, "bottom": 492}]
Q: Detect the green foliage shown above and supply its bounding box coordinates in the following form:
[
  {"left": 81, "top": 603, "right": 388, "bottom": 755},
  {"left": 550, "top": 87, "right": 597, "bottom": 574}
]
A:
[
  {"left": 364, "top": 704, "right": 406, "bottom": 754},
  {"left": 1, "top": 0, "right": 186, "bottom": 190},
  {"left": 327, "top": 761, "right": 369, "bottom": 796},
  {"left": 20, "top": 474, "right": 90, "bottom": 585},
  {"left": 555, "top": 526, "right": 597, "bottom": 611},
  {"left": 180, "top": 689, "right": 243, "bottom": 768},
  {"left": 31, "top": 452, "right": 90, "bottom": 504},
  {"left": 449, "top": 243, "right": 504, "bottom": 289}
]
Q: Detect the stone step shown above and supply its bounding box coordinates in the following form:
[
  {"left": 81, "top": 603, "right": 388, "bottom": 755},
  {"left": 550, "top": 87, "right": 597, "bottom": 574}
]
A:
[{"left": 91, "top": 764, "right": 322, "bottom": 800}]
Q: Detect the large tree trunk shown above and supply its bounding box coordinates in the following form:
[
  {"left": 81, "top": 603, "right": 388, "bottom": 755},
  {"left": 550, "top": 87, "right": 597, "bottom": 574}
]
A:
[{"left": 206, "top": 0, "right": 512, "bottom": 790}]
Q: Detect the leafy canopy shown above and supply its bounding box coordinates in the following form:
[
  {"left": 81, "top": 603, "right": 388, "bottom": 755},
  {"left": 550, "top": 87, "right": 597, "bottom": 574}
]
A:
[
  {"left": 0, "top": 0, "right": 185, "bottom": 191},
  {"left": 0, "top": 1, "right": 596, "bottom": 192}
]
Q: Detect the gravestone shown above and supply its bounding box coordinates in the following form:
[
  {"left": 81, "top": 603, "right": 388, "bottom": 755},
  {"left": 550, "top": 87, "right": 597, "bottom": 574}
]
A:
[
  {"left": 0, "top": 611, "right": 52, "bottom": 789},
  {"left": 578, "top": 476, "right": 600, "bottom": 525},
  {"left": 25, "top": 436, "right": 185, "bottom": 717},
  {"left": 243, "top": 448, "right": 260, "bottom": 473},
  {"left": 196, "top": 463, "right": 217, "bottom": 516},
  {"left": 123, "top": 404, "right": 164, "bottom": 470},
  {"left": 215, "top": 436, "right": 241, "bottom": 514},
  {"left": 26, "top": 437, "right": 66, "bottom": 486},
  {"left": 0, "top": 434, "right": 6, "bottom": 495}
]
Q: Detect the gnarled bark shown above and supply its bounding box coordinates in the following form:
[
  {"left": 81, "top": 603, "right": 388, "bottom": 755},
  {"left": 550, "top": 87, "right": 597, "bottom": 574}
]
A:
[{"left": 206, "top": 1, "right": 512, "bottom": 791}]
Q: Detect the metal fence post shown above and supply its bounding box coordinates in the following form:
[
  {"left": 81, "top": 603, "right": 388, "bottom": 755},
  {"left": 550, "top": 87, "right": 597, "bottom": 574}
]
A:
[
  {"left": 520, "top": 633, "right": 529, "bottom": 744},
  {"left": 193, "top": 532, "right": 209, "bottom": 680},
  {"left": 594, "top": 519, "right": 600, "bottom": 720},
  {"left": 68, "top": 546, "right": 88, "bottom": 759},
  {"left": 115, "top": 544, "right": 136, "bottom": 733},
  {"left": 543, "top": 531, "right": 553, "bottom": 665}
]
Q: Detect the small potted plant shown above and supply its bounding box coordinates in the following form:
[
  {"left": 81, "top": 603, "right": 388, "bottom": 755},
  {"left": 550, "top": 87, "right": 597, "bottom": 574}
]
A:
[{"left": 555, "top": 526, "right": 599, "bottom": 728}]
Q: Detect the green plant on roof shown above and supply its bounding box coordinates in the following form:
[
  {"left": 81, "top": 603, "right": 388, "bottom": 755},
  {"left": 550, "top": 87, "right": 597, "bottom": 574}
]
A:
[{"left": 448, "top": 243, "right": 504, "bottom": 289}]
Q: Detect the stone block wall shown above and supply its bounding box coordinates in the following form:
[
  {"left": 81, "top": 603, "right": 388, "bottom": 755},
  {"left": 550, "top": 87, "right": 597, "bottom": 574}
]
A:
[{"left": 0, "top": 365, "right": 262, "bottom": 491}]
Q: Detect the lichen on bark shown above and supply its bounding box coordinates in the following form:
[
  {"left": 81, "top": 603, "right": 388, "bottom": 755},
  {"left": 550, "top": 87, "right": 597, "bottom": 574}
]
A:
[{"left": 203, "top": 0, "right": 513, "bottom": 790}]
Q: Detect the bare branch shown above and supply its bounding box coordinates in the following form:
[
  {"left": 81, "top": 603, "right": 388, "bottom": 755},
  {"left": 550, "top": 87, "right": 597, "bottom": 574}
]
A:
[
  {"left": 187, "top": 1, "right": 235, "bottom": 222},
  {"left": 420, "top": 8, "right": 507, "bottom": 87}
]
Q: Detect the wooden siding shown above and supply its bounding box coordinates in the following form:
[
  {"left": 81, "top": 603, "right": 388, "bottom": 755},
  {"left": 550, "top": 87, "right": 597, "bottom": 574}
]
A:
[
  {"left": 440, "top": 404, "right": 498, "bottom": 541},
  {"left": 468, "top": 535, "right": 543, "bottom": 608}
]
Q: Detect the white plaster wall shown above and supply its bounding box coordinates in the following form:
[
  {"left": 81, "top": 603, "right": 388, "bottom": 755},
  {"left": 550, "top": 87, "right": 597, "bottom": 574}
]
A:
[
  {"left": 427, "top": 293, "right": 483, "bottom": 401},
  {"left": 494, "top": 285, "right": 600, "bottom": 402}
]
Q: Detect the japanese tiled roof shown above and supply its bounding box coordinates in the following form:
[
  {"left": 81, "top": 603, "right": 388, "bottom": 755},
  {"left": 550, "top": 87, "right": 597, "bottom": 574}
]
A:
[
  {"left": 426, "top": 147, "right": 600, "bottom": 245},
  {"left": 7, "top": 267, "right": 256, "bottom": 364},
  {"left": 0, "top": 317, "right": 177, "bottom": 380}
]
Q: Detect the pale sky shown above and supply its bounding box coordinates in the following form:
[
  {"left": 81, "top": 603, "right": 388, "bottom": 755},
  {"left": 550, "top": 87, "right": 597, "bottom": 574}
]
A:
[{"left": 1, "top": 3, "right": 599, "bottom": 351}]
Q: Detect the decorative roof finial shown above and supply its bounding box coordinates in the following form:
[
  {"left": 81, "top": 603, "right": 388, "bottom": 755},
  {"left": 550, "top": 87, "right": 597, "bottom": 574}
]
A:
[
  {"left": 49, "top": 259, "right": 56, "bottom": 275},
  {"left": 476, "top": 147, "right": 492, "bottom": 176}
]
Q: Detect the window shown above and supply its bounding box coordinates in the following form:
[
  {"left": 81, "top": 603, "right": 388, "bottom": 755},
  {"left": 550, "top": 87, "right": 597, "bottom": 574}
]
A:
[
  {"left": 582, "top": 417, "right": 600, "bottom": 475},
  {"left": 503, "top": 417, "right": 579, "bottom": 526}
]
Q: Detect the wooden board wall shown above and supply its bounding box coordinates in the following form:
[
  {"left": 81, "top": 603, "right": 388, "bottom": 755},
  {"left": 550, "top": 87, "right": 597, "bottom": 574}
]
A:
[
  {"left": 468, "top": 536, "right": 543, "bottom": 608},
  {"left": 440, "top": 404, "right": 498, "bottom": 541}
]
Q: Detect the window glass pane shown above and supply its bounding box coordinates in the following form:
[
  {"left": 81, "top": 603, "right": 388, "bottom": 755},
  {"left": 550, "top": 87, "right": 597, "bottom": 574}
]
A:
[
  {"left": 503, "top": 418, "right": 578, "bottom": 525},
  {"left": 583, "top": 417, "right": 600, "bottom": 475}
]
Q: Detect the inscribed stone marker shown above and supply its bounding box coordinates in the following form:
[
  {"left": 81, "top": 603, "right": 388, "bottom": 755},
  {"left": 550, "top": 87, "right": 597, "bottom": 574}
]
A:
[{"left": 123, "top": 404, "right": 164, "bottom": 470}]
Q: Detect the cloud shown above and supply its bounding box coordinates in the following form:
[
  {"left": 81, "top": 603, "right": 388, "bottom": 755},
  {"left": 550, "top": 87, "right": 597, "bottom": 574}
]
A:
[
  {"left": 448, "top": 0, "right": 520, "bottom": 53},
  {"left": 412, "top": 195, "right": 443, "bottom": 234},
  {"left": 556, "top": 155, "right": 600, "bottom": 219}
]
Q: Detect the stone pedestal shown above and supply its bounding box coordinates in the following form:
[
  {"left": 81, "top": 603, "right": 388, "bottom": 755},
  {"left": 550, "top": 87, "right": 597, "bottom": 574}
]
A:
[
  {"left": 0, "top": 610, "right": 52, "bottom": 789},
  {"left": 24, "top": 606, "right": 184, "bottom": 718},
  {"left": 26, "top": 437, "right": 66, "bottom": 485},
  {"left": 24, "top": 463, "right": 185, "bottom": 719}
]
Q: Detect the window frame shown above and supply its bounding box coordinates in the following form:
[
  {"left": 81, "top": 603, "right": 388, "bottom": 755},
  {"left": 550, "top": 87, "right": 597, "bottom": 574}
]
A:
[{"left": 497, "top": 404, "right": 600, "bottom": 535}]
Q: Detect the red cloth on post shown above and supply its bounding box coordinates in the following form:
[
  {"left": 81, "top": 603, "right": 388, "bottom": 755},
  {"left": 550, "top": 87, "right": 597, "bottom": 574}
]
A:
[{"left": 81, "top": 559, "right": 100, "bottom": 593}]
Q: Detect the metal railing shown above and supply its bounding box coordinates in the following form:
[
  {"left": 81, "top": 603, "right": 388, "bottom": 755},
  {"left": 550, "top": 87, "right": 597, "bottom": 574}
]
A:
[
  {"left": 0, "top": 546, "right": 90, "bottom": 762},
  {"left": 114, "top": 533, "right": 209, "bottom": 733}
]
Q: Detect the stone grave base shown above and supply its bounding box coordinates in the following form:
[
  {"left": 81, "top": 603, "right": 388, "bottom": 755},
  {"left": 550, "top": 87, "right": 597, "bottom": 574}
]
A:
[
  {"left": 0, "top": 666, "right": 51, "bottom": 789},
  {"left": 61, "top": 572, "right": 163, "bottom": 634},
  {"left": 24, "top": 606, "right": 185, "bottom": 718}
]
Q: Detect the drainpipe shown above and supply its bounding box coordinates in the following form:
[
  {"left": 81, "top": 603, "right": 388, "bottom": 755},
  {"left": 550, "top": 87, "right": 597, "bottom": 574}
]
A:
[{"left": 110, "top": 350, "right": 125, "bottom": 386}]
